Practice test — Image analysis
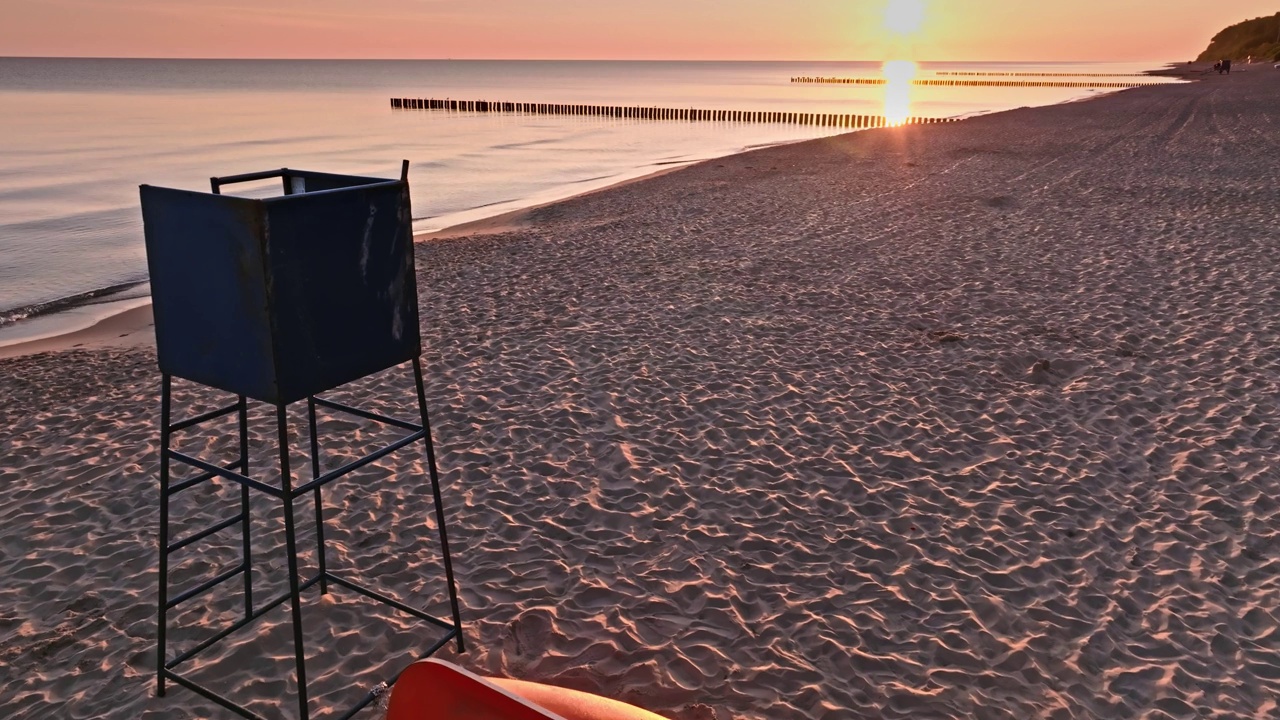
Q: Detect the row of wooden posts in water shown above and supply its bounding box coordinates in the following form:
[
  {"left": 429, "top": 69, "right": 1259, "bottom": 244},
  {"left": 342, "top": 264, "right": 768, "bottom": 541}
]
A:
[
  {"left": 935, "top": 71, "right": 1156, "bottom": 78},
  {"left": 791, "top": 76, "right": 1163, "bottom": 89},
  {"left": 389, "top": 98, "right": 961, "bottom": 127}
]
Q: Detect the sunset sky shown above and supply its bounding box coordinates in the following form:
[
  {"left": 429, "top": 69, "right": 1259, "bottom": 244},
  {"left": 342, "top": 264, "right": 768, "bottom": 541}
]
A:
[{"left": 1, "top": 1, "right": 1275, "bottom": 61}]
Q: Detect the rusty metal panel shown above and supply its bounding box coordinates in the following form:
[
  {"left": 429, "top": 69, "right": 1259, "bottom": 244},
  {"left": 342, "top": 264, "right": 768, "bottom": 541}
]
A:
[
  {"left": 140, "top": 185, "right": 277, "bottom": 401},
  {"left": 261, "top": 180, "right": 419, "bottom": 404}
]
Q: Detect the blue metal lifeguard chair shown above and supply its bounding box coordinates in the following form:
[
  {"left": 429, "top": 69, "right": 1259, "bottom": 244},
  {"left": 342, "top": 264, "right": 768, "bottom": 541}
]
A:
[{"left": 141, "top": 162, "right": 463, "bottom": 720}]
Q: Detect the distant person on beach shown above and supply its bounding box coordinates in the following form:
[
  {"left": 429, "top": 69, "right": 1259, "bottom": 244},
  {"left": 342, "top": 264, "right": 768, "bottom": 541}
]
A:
[
  {"left": 1214, "top": 61, "right": 1222, "bottom": 74},
  {"left": 1223, "top": 59, "right": 1232, "bottom": 74}
]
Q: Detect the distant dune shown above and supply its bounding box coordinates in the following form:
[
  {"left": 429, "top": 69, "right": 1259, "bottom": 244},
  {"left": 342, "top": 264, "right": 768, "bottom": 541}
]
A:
[{"left": 1196, "top": 12, "right": 1280, "bottom": 62}]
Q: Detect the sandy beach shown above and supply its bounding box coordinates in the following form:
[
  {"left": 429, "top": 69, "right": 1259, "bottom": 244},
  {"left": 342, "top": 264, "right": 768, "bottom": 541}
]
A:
[{"left": 3, "top": 65, "right": 1280, "bottom": 719}]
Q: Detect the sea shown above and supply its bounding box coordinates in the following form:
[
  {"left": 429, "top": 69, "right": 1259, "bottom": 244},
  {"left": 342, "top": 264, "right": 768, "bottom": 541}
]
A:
[{"left": 0, "top": 58, "right": 1176, "bottom": 345}]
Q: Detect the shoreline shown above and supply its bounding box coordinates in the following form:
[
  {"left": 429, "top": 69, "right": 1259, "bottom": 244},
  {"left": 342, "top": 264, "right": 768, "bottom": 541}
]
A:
[
  {"left": 0, "top": 162, "right": 700, "bottom": 358},
  {"left": 418, "top": 162, "right": 692, "bottom": 241},
  {"left": 0, "top": 301, "right": 155, "bottom": 359},
  {"left": 0, "top": 58, "right": 1186, "bottom": 358},
  {"left": 0, "top": 68, "right": 1182, "bottom": 359}
]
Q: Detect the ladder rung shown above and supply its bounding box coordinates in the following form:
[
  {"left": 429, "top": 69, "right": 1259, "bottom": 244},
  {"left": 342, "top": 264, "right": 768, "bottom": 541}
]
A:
[
  {"left": 166, "top": 514, "right": 245, "bottom": 554},
  {"left": 169, "top": 402, "right": 240, "bottom": 432},
  {"left": 169, "top": 451, "right": 282, "bottom": 499},
  {"left": 312, "top": 397, "right": 421, "bottom": 432},
  {"left": 166, "top": 564, "right": 246, "bottom": 610},
  {"left": 161, "top": 670, "right": 271, "bottom": 720},
  {"left": 291, "top": 430, "right": 424, "bottom": 497},
  {"left": 169, "top": 459, "right": 246, "bottom": 494},
  {"left": 165, "top": 573, "right": 323, "bottom": 670},
  {"left": 325, "top": 573, "right": 454, "bottom": 631}
]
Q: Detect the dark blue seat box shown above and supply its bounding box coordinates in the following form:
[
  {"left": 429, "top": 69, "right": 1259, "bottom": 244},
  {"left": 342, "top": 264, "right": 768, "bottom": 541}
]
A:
[{"left": 140, "top": 169, "right": 420, "bottom": 404}]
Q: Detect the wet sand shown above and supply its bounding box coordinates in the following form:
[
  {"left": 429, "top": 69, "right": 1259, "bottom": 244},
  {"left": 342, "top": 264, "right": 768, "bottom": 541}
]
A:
[{"left": 3, "top": 67, "right": 1279, "bottom": 719}]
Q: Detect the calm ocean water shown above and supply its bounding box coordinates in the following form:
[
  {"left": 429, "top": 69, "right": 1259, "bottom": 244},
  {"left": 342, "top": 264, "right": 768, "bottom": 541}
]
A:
[{"left": 0, "top": 58, "right": 1173, "bottom": 341}]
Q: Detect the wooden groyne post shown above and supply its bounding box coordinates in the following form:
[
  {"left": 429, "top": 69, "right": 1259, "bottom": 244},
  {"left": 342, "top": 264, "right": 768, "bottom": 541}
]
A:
[
  {"left": 935, "top": 71, "right": 1154, "bottom": 78},
  {"left": 388, "top": 98, "right": 961, "bottom": 128},
  {"left": 788, "top": 76, "right": 1164, "bottom": 89}
]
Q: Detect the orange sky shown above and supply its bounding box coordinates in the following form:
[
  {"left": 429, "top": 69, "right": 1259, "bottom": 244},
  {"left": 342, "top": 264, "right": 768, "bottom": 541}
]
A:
[{"left": 1, "top": 1, "right": 1275, "bottom": 61}]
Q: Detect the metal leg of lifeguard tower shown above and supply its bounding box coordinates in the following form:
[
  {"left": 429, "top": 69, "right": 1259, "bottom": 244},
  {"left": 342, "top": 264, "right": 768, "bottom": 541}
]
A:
[{"left": 155, "top": 358, "right": 464, "bottom": 720}]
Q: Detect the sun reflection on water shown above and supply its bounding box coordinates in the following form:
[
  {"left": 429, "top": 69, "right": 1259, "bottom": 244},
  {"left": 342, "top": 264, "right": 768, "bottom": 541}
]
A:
[{"left": 882, "top": 60, "right": 918, "bottom": 126}]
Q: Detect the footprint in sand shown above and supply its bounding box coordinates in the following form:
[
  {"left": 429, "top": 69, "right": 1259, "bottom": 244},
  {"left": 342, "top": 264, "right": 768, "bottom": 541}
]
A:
[
  {"left": 984, "top": 194, "right": 1019, "bottom": 210},
  {"left": 505, "top": 607, "right": 555, "bottom": 660},
  {"left": 1000, "top": 354, "right": 1088, "bottom": 386}
]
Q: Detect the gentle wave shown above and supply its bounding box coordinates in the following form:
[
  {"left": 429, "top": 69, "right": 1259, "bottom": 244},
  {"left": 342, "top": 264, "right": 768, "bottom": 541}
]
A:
[{"left": 0, "top": 280, "right": 150, "bottom": 328}]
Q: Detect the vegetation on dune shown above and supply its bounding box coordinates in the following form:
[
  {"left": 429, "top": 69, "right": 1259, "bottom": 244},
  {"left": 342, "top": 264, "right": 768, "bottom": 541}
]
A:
[{"left": 1196, "top": 13, "right": 1280, "bottom": 62}]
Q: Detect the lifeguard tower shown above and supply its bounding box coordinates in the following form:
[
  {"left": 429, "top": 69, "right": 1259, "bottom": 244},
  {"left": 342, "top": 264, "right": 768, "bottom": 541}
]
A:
[{"left": 140, "top": 163, "right": 463, "bottom": 720}]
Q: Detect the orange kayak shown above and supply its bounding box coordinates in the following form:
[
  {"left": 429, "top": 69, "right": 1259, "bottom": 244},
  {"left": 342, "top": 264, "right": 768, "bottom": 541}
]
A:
[{"left": 386, "top": 660, "right": 670, "bottom": 720}]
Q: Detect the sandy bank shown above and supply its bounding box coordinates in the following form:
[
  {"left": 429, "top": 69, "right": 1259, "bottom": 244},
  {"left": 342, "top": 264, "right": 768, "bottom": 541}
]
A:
[
  {"left": 0, "top": 302, "right": 154, "bottom": 359},
  {"left": 3, "top": 68, "right": 1280, "bottom": 720}
]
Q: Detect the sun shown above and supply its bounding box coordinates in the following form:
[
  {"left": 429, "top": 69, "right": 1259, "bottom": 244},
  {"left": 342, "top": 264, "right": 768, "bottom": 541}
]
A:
[
  {"left": 881, "top": 60, "right": 918, "bottom": 125},
  {"left": 883, "top": 0, "right": 926, "bottom": 36},
  {"left": 882, "top": 60, "right": 919, "bottom": 84}
]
